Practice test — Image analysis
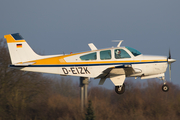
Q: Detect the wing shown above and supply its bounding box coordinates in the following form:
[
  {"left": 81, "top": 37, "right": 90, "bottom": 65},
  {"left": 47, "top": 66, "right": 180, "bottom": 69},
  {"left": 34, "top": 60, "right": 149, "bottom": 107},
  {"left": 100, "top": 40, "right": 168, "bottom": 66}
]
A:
[{"left": 95, "top": 65, "right": 135, "bottom": 86}]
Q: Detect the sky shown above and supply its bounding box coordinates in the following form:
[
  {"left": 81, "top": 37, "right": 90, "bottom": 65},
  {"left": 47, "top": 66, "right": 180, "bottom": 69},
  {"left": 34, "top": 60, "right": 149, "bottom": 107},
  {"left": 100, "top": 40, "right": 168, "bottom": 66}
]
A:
[{"left": 0, "top": 0, "right": 180, "bottom": 89}]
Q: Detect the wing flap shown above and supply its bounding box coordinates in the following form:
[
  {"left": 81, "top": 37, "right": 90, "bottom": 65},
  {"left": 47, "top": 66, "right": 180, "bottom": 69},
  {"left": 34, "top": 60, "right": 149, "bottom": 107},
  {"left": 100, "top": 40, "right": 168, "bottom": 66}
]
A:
[
  {"left": 98, "top": 78, "right": 106, "bottom": 85},
  {"left": 95, "top": 65, "right": 134, "bottom": 79}
]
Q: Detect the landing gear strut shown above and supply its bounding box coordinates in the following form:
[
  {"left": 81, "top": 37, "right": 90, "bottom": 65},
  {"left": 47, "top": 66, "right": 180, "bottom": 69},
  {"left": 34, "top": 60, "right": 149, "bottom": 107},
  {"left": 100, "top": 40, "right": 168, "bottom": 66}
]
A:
[
  {"left": 115, "top": 84, "right": 125, "bottom": 94},
  {"left": 160, "top": 76, "right": 169, "bottom": 92}
]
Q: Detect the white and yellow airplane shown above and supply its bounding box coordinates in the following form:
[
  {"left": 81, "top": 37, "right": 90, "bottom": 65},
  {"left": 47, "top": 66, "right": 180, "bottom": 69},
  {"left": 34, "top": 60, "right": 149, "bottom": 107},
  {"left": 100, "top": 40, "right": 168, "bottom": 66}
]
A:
[{"left": 4, "top": 33, "right": 176, "bottom": 94}]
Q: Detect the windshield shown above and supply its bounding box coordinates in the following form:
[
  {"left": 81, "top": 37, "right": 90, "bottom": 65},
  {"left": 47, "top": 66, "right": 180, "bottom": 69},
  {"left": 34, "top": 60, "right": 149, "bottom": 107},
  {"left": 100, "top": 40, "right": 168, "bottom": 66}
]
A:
[{"left": 126, "top": 47, "right": 141, "bottom": 56}]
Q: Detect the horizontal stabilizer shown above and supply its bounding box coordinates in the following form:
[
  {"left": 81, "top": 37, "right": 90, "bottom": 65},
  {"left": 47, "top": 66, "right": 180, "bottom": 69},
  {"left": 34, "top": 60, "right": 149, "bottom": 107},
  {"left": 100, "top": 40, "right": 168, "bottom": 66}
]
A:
[{"left": 14, "top": 62, "right": 36, "bottom": 66}]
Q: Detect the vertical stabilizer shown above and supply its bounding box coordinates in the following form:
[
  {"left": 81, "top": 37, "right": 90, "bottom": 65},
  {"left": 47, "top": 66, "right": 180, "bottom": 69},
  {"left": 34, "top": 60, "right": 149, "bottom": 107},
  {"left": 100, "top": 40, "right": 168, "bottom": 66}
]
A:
[{"left": 4, "top": 33, "right": 41, "bottom": 64}]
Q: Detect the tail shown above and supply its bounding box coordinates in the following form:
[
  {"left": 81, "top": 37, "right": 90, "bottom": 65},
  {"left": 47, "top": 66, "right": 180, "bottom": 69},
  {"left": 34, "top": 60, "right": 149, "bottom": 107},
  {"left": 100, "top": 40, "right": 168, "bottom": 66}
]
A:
[{"left": 4, "top": 33, "right": 42, "bottom": 64}]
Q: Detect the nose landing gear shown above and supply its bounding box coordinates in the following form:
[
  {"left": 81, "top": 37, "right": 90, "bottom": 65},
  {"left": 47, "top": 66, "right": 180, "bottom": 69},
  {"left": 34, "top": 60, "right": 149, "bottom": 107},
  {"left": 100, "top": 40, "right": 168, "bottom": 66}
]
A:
[
  {"left": 160, "top": 76, "right": 169, "bottom": 92},
  {"left": 162, "top": 84, "right": 169, "bottom": 92}
]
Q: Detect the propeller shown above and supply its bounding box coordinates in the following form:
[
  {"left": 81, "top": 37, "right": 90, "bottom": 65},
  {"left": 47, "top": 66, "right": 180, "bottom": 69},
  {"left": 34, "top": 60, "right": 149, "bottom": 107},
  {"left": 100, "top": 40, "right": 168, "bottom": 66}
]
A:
[
  {"left": 167, "top": 49, "right": 176, "bottom": 82},
  {"left": 168, "top": 49, "right": 171, "bottom": 82}
]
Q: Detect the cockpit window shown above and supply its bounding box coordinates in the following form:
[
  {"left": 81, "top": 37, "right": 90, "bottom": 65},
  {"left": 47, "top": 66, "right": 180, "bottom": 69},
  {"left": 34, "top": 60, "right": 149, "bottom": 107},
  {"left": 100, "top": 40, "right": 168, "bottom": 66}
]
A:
[
  {"left": 80, "top": 52, "right": 97, "bottom": 61},
  {"left": 126, "top": 47, "right": 141, "bottom": 56},
  {"left": 115, "top": 49, "right": 131, "bottom": 59},
  {"left": 100, "top": 50, "right": 111, "bottom": 60}
]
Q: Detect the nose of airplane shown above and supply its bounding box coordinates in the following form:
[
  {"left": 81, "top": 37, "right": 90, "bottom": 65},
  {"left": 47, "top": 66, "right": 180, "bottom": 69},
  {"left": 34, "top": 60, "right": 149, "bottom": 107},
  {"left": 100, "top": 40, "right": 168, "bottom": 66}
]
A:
[
  {"left": 167, "top": 49, "right": 176, "bottom": 63},
  {"left": 167, "top": 58, "right": 176, "bottom": 63}
]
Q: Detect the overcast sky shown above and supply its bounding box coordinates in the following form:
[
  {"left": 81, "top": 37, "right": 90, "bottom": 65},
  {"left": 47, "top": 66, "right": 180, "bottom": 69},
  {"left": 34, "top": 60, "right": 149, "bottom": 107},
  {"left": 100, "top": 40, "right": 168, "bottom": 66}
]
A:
[{"left": 1, "top": 0, "right": 180, "bottom": 89}]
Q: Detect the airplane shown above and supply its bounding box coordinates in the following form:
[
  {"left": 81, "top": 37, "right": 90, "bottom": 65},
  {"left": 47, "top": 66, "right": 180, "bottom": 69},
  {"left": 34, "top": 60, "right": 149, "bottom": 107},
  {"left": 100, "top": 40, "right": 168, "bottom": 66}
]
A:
[{"left": 4, "top": 33, "right": 176, "bottom": 94}]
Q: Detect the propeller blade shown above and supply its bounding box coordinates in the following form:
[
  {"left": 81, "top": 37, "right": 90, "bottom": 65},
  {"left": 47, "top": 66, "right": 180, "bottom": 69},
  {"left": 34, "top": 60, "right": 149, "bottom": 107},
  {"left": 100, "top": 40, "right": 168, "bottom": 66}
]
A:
[
  {"left": 169, "top": 49, "right": 171, "bottom": 59},
  {"left": 168, "top": 49, "right": 171, "bottom": 82},
  {"left": 169, "top": 63, "right": 171, "bottom": 82},
  {"left": 167, "top": 48, "right": 176, "bottom": 82}
]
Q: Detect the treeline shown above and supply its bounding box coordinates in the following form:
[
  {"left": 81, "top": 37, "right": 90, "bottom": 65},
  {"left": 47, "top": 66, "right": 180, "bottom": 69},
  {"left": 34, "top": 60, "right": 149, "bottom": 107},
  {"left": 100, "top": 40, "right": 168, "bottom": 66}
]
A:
[{"left": 0, "top": 38, "right": 180, "bottom": 120}]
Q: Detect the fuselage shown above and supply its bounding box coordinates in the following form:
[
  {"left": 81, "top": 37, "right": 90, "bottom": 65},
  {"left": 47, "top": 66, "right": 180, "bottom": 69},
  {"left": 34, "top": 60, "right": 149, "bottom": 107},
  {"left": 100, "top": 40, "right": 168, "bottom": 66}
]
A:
[{"left": 11, "top": 46, "right": 168, "bottom": 79}]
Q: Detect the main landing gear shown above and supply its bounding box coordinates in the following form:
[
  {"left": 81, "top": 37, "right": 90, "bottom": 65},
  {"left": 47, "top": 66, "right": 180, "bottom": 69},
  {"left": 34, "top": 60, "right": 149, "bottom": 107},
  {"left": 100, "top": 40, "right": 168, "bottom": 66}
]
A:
[{"left": 115, "top": 84, "right": 125, "bottom": 94}]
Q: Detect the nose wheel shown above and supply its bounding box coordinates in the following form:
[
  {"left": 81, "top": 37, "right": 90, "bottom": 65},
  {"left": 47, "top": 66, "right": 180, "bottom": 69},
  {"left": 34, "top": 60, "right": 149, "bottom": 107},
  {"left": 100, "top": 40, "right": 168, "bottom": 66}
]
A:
[{"left": 162, "top": 84, "right": 169, "bottom": 92}]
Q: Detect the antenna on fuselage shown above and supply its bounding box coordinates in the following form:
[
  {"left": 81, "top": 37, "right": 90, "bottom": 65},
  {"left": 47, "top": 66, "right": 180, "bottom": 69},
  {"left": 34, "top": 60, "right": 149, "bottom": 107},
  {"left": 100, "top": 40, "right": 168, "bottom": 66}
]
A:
[
  {"left": 88, "top": 43, "right": 98, "bottom": 51},
  {"left": 112, "top": 40, "right": 124, "bottom": 47}
]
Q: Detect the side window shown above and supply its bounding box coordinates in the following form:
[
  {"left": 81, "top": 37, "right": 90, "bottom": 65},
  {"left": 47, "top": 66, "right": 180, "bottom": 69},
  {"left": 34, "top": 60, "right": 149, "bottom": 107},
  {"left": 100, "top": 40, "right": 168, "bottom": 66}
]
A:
[
  {"left": 115, "top": 49, "right": 131, "bottom": 59},
  {"left": 80, "top": 52, "right": 97, "bottom": 61},
  {"left": 100, "top": 50, "right": 111, "bottom": 60}
]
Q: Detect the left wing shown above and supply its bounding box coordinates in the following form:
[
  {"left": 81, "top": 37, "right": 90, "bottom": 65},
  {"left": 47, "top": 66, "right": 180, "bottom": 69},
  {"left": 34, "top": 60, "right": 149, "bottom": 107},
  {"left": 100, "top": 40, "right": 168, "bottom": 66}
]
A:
[{"left": 95, "top": 65, "right": 135, "bottom": 86}]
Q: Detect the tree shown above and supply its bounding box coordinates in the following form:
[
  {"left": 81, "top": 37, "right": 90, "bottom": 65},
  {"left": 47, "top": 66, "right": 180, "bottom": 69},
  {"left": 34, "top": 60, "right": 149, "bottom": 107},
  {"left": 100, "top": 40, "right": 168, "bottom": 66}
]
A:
[
  {"left": 0, "top": 38, "right": 51, "bottom": 119},
  {"left": 85, "top": 100, "right": 95, "bottom": 120}
]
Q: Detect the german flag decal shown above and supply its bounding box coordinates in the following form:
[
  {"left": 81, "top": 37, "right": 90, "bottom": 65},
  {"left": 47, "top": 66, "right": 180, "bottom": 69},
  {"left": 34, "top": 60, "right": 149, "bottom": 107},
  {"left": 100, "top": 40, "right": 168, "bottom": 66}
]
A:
[{"left": 16, "top": 44, "right": 22, "bottom": 48}]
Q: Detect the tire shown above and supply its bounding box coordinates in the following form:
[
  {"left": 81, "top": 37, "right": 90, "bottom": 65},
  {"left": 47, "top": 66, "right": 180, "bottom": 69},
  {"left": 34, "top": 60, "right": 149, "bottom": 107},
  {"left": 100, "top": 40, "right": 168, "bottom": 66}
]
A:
[
  {"left": 115, "top": 84, "right": 125, "bottom": 94},
  {"left": 162, "top": 84, "right": 169, "bottom": 92}
]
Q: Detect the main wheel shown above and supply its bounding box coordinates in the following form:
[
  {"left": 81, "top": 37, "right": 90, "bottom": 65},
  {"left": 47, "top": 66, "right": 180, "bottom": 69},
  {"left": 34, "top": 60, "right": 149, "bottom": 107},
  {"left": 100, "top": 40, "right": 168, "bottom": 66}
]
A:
[
  {"left": 115, "top": 84, "right": 125, "bottom": 94},
  {"left": 162, "top": 84, "right": 169, "bottom": 92}
]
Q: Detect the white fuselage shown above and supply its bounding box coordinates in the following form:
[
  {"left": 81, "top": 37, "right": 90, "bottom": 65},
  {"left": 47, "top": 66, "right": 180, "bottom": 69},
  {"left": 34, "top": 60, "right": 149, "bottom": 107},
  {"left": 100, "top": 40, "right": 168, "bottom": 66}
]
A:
[{"left": 11, "top": 47, "right": 168, "bottom": 80}]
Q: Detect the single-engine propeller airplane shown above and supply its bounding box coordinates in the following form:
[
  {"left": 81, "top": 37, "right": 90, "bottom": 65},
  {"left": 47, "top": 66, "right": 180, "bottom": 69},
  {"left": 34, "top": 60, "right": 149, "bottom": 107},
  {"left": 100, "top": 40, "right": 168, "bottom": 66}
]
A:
[{"left": 4, "top": 33, "right": 176, "bottom": 94}]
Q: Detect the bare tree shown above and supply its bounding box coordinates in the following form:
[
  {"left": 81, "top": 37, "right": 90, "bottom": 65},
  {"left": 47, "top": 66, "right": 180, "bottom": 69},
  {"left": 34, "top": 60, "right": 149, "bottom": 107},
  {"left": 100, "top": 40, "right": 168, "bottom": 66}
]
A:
[{"left": 0, "top": 38, "right": 51, "bottom": 119}]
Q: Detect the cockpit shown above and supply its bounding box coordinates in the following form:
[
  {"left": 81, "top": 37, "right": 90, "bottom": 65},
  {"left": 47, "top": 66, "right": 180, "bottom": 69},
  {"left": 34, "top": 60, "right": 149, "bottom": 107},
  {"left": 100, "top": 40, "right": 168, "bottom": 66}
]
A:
[
  {"left": 125, "top": 47, "right": 141, "bottom": 56},
  {"left": 80, "top": 47, "right": 141, "bottom": 61}
]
